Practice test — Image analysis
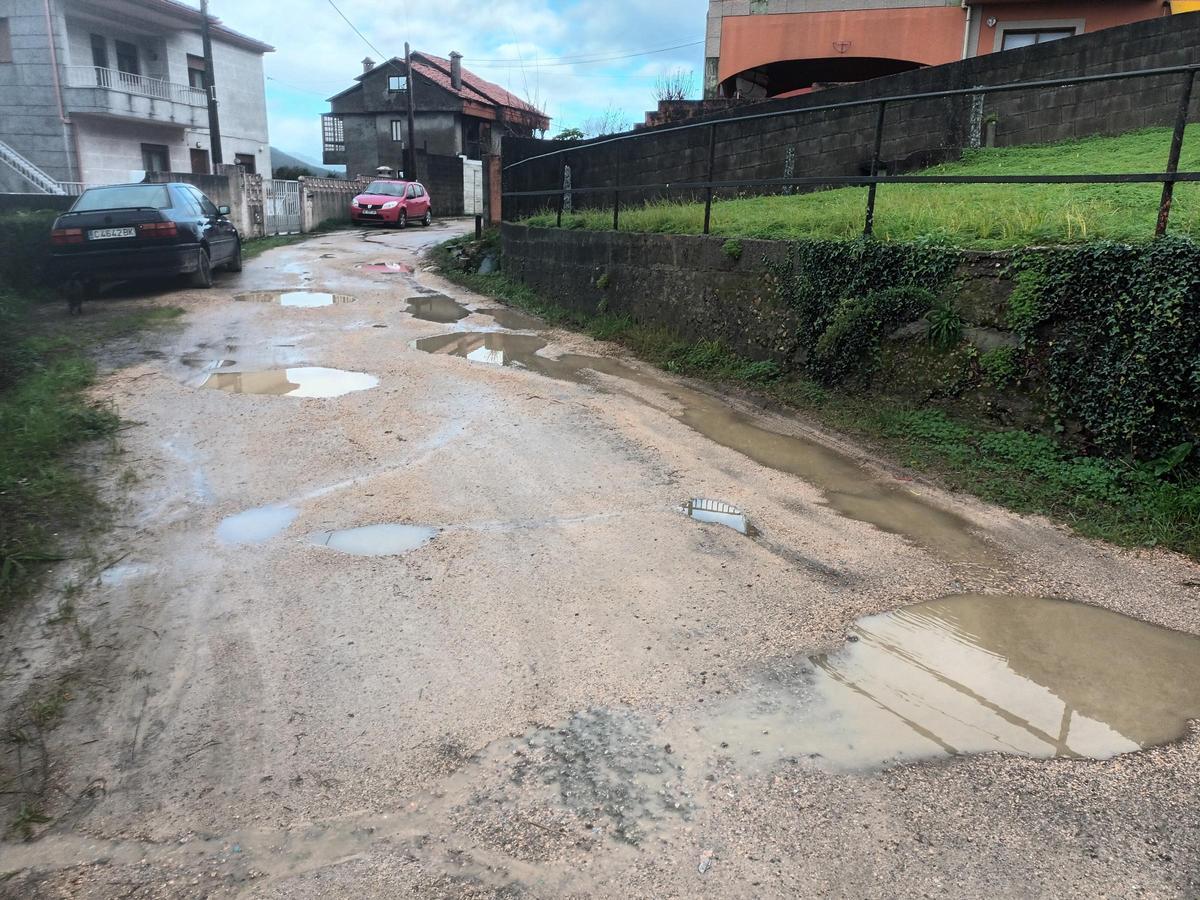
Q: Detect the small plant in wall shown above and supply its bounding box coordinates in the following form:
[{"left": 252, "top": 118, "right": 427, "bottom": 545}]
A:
[
  {"left": 596, "top": 272, "right": 611, "bottom": 290},
  {"left": 722, "top": 239, "right": 744, "bottom": 262},
  {"left": 926, "top": 298, "right": 963, "bottom": 349}
]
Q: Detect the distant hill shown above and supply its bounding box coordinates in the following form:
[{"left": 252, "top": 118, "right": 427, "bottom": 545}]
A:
[{"left": 270, "top": 147, "right": 344, "bottom": 178}]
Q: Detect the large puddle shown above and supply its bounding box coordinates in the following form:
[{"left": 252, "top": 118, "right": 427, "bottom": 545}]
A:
[
  {"left": 235, "top": 291, "right": 356, "bottom": 308},
  {"left": 482, "top": 307, "right": 543, "bottom": 331},
  {"left": 413, "top": 333, "right": 998, "bottom": 567},
  {"left": 676, "top": 594, "right": 1200, "bottom": 771},
  {"left": 309, "top": 524, "right": 437, "bottom": 557},
  {"left": 217, "top": 505, "right": 298, "bottom": 545},
  {"left": 406, "top": 295, "right": 469, "bottom": 323},
  {"left": 202, "top": 367, "right": 379, "bottom": 398}
]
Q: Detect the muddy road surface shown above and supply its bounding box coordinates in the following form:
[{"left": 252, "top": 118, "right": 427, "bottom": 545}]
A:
[{"left": 3, "top": 222, "right": 1200, "bottom": 898}]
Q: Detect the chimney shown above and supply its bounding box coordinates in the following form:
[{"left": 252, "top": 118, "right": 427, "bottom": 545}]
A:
[
  {"left": 362, "top": 57, "right": 375, "bottom": 73},
  {"left": 450, "top": 51, "right": 463, "bottom": 91}
]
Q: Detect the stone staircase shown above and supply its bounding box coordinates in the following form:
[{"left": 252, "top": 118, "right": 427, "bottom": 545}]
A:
[{"left": 0, "top": 140, "right": 67, "bottom": 194}]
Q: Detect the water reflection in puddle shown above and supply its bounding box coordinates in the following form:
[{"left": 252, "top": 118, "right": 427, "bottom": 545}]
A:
[
  {"left": 683, "top": 498, "right": 757, "bottom": 536},
  {"left": 677, "top": 594, "right": 1200, "bottom": 770},
  {"left": 217, "top": 505, "right": 298, "bottom": 545},
  {"left": 414, "top": 332, "right": 548, "bottom": 369},
  {"left": 235, "top": 291, "right": 356, "bottom": 308},
  {"left": 202, "top": 367, "right": 379, "bottom": 398},
  {"left": 407, "top": 295, "right": 469, "bottom": 323},
  {"left": 310, "top": 524, "right": 437, "bottom": 556},
  {"left": 181, "top": 357, "right": 236, "bottom": 371},
  {"left": 483, "top": 307, "right": 543, "bottom": 331},
  {"left": 413, "top": 332, "right": 997, "bottom": 567},
  {"left": 357, "top": 262, "right": 413, "bottom": 274}
]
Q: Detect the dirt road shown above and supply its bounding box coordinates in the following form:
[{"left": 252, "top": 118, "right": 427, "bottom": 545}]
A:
[{"left": 3, "top": 222, "right": 1199, "bottom": 897}]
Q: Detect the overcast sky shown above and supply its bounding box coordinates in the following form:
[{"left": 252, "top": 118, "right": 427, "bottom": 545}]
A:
[{"left": 202, "top": 0, "right": 708, "bottom": 163}]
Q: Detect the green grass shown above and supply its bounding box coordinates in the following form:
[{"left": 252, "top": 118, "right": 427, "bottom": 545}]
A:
[
  {"left": 524, "top": 126, "right": 1200, "bottom": 249},
  {"left": 0, "top": 293, "right": 183, "bottom": 606},
  {"left": 435, "top": 234, "right": 1200, "bottom": 558}
]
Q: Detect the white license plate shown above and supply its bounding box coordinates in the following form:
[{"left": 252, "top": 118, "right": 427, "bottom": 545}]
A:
[
  {"left": 359, "top": 209, "right": 378, "bottom": 216},
  {"left": 88, "top": 227, "right": 136, "bottom": 240}
]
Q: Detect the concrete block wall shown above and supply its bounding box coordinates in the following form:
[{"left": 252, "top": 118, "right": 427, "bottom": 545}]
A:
[
  {"left": 299, "top": 176, "right": 358, "bottom": 231},
  {"left": 505, "top": 14, "right": 1200, "bottom": 220}
]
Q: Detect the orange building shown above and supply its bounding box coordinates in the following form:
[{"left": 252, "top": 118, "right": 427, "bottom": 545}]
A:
[{"left": 704, "top": 0, "right": 1185, "bottom": 99}]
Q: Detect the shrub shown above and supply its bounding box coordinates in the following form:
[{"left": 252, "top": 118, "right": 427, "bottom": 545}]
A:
[
  {"left": 979, "top": 347, "right": 1021, "bottom": 386},
  {"left": 722, "top": 239, "right": 743, "bottom": 261},
  {"left": 926, "top": 297, "right": 963, "bottom": 348},
  {"left": 810, "top": 286, "right": 934, "bottom": 385},
  {"left": 0, "top": 209, "right": 59, "bottom": 295}
]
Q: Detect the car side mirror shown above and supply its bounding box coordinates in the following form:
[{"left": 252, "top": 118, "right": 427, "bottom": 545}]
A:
[{"left": 217, "top": 205, "right": 230, "bottom": 216}]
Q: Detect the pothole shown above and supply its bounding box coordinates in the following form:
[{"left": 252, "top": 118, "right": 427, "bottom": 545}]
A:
[
  {"left": 413, "top": 332, "right": 548, "bottom": 369},
  {"left": 234, "top": 291, "right": 357, "bottom": 308},
  {"left": 356, "top": 262, "right": 413, "bottom": 274},
  {"left": 682, "top": 498, "right": 758, "bottom": 537},
  {"left": 406, "top": 295, "right": 470, "bottom": 323},
  {"left": 483, "top": 307, "right": 543, "bottom": 331},
  {"left": 672, "top": 594, "right": 1200, "bottom": 771},
  {"left": 202, "top": 367, "right": 379, "bottom": 398},
  {"left": 217, "top": 505, "right": 298, "bottom": 545},
  {"left": 309, "top": 524, "right": 438, "bottom": 557}
]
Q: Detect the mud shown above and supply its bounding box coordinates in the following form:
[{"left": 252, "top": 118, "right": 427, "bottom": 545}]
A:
[
  {"left": 202, "top": 367, "right": 380, "bottom": 398},
  {"left": 309, "top": 524, "right": 438, "bottom": 557},
  {"left": 406, "top": 294, "right": 470, "bottom": 323},
  {"left": 235, "top": 291, "right": 357, "bottom": 308}
]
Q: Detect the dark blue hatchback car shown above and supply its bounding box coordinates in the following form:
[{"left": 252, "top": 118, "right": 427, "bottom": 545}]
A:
[{"left": 50, "top": 182, "right": 242, "bottom": 308}]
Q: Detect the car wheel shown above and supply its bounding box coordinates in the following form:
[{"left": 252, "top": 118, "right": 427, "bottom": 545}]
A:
[
  {"left": 397, "top": 209, "right": 408, "bottom": 229},
  {"left": 226, "top": 239, "right": 243, "bottom": 273},
  {"left": 422, "top": 209, "right": 432, "bottom": 227},
  {"left": 191, "top": 248, "right": 213, "bottom": 288}
]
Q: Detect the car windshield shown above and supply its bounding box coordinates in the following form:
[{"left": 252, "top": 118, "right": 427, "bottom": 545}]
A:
[
  {"left": 363, "top": 181, "right": 406, "bottom": 197},
  {"left": 72, "top": 184, "right": 172, "bottom": 211}
]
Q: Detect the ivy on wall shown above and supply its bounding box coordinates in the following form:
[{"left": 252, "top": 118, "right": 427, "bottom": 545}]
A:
[{"left": 1011, "top": 238, "right": 1200, "bottom": 461}]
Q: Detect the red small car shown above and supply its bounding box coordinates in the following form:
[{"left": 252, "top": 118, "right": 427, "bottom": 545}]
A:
[{"left": 350, "top": 179, "right": 433, "bottom": 228}]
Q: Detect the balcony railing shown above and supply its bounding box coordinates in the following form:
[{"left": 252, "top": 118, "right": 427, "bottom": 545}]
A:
[{"left": 65, "top": 66, "right": 207, "bottom": 106}]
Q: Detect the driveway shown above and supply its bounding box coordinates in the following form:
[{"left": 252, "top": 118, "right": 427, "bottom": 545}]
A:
[{"left": 3, "top": 220, "right": 1199, "bottom": 898}]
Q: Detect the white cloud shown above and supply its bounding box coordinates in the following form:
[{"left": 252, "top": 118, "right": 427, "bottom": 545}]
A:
[{"left": 196, "top": 0, "right": 706, "bottom": 156}]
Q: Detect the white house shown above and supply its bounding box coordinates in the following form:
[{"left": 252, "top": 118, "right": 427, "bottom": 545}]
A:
[{"left": 0, "top": 0, "right": 273, "bottom": 193}]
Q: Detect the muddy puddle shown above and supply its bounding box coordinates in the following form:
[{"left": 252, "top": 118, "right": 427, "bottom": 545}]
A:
[
  {"left": 406, "top": 295, "right": 470, "bottom": 323},
  {"left": 413, "top": 333, "right": 997, "bottom": 567},
  {"left": 684, "top": 498, "right": 757, "bottom": 536},
  {"left": 356, "top": 262, "right": 413, "bottom": 274},
  {"left": 482, "top": 307, "right": 543, "bottom": 331},
  {"left": 202, "top": 367, "right": 379, "bottom": 398},
  {"left": 217, "top": 505, "right": 298, "bottom": 545},
  {"left": 235, "top": 291, "right": 356, "bottom": 308},
  {"left": 310, "top": 524, "right": 437, "bottom": 556},
  {"left": 181, "top": 357, "right": 236, "bottom": 371},
  {"left": 670, "top": 594, "right": 1200, "bottom": 771}
]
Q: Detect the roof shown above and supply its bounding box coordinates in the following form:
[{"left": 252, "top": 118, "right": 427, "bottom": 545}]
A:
[{"left": 328, "top": 52, "right": 549, "bottom": 126}]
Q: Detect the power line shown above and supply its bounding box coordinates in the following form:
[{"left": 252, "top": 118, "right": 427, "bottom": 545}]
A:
[
  {"left": 323, "top": 0, "right": 391, "bottom": 63},
  {"left": 467, "top": 39, "right": 704, "bottom": 68}
]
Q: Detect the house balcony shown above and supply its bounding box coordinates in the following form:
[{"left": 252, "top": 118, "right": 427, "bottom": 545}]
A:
[{"left": 63, "top": 66, "right": 208, "bottom": 128}]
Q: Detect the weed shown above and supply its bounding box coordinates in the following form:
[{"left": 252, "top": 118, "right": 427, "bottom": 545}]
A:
[
  {"left": 979, "top": 347, "right": 1021, "bottom": 386},
  {"left": 926, "top": 298, "right": 963, "bottom": 348},
  {"left": 722, "top": 239, "right": 743, "bottom": 261},
  {"left": 596, "top": 273, "right": 610, "bottom": 290},
  {"left": 7, "top": 803, "right": 50, "bottom": 841}
]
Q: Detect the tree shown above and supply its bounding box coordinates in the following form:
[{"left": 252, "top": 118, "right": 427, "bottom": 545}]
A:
[
  {"left": 551, "top": 127, "right": 585, "bottom": 141},
  {"left": 654, "top": 69, "right": 696, "bottom": 103},
  {"left": 582, "top": 103, "right": 630, "bottom": 138},
  {"left": 275, "top": 165, "right": 316, "bottom": 179}
]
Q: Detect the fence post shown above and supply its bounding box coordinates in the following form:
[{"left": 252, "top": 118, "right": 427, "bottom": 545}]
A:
[
  {"left": 613, "top": 154, "right": 621, "bottom": 231},
  {"left": 703, "top": 123, "right": 717, "bottom": 235},
  {"left": 556, "top": 160, "right": 565, "bottom": 228},
  {"left": 1156, "top": 69, "right": 1196, "bottom": 238},
  {"left": 863, "top": 100, "right": 887, "bottom": 237}
]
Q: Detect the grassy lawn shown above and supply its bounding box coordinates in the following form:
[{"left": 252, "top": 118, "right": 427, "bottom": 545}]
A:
[
  {"left": 433, "top": 234, "right": 1200, "bottom": 558},
  {"left": 524, "top": 126, "right": 1200, "bottom": 249}
]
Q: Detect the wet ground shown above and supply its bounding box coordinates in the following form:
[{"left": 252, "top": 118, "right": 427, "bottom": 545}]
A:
[{"left": 2, "top": 220, "right": 1199, "bottom": 898}]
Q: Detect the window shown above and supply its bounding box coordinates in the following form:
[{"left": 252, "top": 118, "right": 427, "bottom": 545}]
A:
[
  {"left": 322, "top": 114, "right": 345, "bottom": 153},
  {"left": 363, "top": 180, "right": 405, "bottom": 197},
  {"left": 187, "top": 53, "right": 206, "bottom": 90},
  {"left": 190, "top": 147, "right": 210, "bottom": 175},
  {"left": 90, "top": 34, "right": 108, "bottom": 69},
  {"left": 72, "top": 184, "right": 171, "bottom": 211},
  {"left": 115, "top": 39, "right": 139, "bottom": 75},
  {"left": 234, "top": 152, "right": 256, "bottom": 174},
  {"left": 387, "top": 74, "right": 407, "bottom": 92},
  {"left": 186, "top": 185, "right": 219, "bottom": 216},
  {"left": 391, "top": 119, "right": 405, "bottom": 143},
  {"left": 140, "top": 143, "right": 169, "bottom": 173},
  {"left": 406, "top": 184, "right": 418, "bottom": 199},
  {"left": 1001, "top": 28, "right": 1076, "bottom": 50},
  {"left": 0, "top": 18, "right": 13, "bottom": 64}
]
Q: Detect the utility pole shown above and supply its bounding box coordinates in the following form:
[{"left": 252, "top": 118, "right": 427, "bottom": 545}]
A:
[
  {"left": 200, "top": 0, "right": 223, "bottom": 166},
  {"left": 404, "top": 42, "right": 417, "bottom": 179}
]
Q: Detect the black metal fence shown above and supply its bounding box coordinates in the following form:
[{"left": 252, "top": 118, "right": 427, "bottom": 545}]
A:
[{"left": 502, "top": 63, "right": 1200, "bottom": 238}]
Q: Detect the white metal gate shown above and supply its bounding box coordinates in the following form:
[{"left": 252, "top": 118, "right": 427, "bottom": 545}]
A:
[{"left": 265, "top": 179, "right": 301, "bottom": 234}]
